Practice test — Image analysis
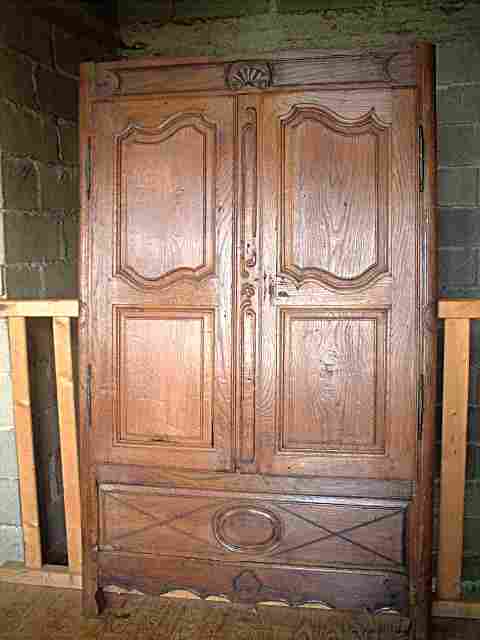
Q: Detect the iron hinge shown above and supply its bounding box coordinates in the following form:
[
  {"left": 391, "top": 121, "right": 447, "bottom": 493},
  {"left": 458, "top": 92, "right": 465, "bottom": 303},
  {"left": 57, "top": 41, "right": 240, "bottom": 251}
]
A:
[
  {"left": 418, "top": 125, "right": 425, "bottom": 193},
  {"left": 417, "top": 374, "right": 425, "bottom": 441},
  {"left": 86, "top": 364, "right": 92, "bottom": 431},
  {"left": 85, "top": 138, "right": 92, "bottom": 200}
]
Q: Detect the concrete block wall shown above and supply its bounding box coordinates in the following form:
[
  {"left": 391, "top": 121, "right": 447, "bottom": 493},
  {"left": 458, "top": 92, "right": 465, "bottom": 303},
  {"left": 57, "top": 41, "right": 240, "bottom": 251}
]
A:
[
  {"left": 0, "top": 2, "right": 111, "bottom": 565},
  {"left": 436, "top": 39, "right": 480, "bottom": 585}
]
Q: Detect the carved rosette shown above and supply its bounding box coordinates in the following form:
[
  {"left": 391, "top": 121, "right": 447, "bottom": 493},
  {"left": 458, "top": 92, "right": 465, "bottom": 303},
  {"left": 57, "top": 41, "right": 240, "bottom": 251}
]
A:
[{"left": 226, "top": 62, "right": 273, "bottom": 90}]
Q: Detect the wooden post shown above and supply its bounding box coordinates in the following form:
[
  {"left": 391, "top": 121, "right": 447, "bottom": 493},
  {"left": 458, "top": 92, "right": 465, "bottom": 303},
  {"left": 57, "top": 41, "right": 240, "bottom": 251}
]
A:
[
  {"left": 8, "top": 317, "right": 43, "bottom": 570},
  {"left": 437, "top": 318, "right": 470, "bottom": 600},
  {"left": 53, "top": 317, "right": 82, "bottom": 575}
]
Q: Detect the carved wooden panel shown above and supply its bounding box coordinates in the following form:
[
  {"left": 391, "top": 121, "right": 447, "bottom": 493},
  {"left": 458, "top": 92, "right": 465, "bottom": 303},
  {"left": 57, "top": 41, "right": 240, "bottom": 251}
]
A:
[
  {"left": 278, "top": 308, "right": 387, "bottom": 454},
  {"left": 99, "top": 486, "right": 406, "bottom": 572},
  {"left": 279, "top": 105, "right": 390, "bottom": 289},
  {"left": 114, "top": 307, "right": 214, "bottom": 448},
  {"left": 114, "top": 112, "right": 217, "bottom": 289},
  {"left": 237, "top": 99, "right": 259, "bottom": 468}
]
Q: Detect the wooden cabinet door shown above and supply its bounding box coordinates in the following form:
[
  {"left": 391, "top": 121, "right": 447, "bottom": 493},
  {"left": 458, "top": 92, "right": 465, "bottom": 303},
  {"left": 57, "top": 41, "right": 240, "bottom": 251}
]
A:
[
  {"left": 88, "top": 95, "right": 235, "bottom": 471},
  {"left": 258, "top": 88, "right": 419, "bottom": 481}
]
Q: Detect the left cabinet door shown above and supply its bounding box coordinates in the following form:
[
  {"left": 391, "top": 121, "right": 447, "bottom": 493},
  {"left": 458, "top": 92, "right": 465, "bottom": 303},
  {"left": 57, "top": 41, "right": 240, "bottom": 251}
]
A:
[{"left": 88, "top": 96, "right": 235, "bottom": 471}]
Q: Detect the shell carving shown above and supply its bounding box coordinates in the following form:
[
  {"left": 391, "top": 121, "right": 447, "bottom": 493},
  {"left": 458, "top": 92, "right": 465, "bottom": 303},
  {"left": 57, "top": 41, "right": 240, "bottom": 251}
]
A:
[{"left": 226, "top": 62, "right": 273, "bottom": 90}]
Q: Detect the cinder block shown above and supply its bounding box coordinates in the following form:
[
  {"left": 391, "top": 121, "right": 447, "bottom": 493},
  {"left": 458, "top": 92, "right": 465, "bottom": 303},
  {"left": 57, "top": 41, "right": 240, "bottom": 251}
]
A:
[
  {"left": 4, "top": 212, "right": 60, "bottom": 263},
  {"left": 439, "top": 124, "right": 480, "bottom": 166},
  {"left": 60, "top": 214, "right": 79, "bottom": 262},
  {"left": 53, "top": 27, "right": 109, "bottom": 77},
  {"left": 438, "top": 247, "right": 477, "bottom": 291},
  {"left": 58, "top": 122, "right": 78, "bottom": 165},
  {"left": 0, "top": 430, "right": 18, "bottom": 478},
  {"left": 439, "top": 208, "right": 480, "bottom": 248},
  {"left": 0, "top": 48, "right": 36, "bottom": 109},
  {"left": 0, "top": 2, "right": 52, "bottom": 66},
  {"left": 0, "top": 525, "right": 23, "bottom": 563},
  {"left": 0, "top": 373, "right": 14, "bottom": 429},
  {"left": 5, "top": 265, "right": 44, "bottom": 299},
  {"left": 36, "top": 67, "right": 78, "bottom": 122},
  {"left": 0, "top": 479, "right": 20, "bottom": 525},
  {"left": 175, "top": 0, "right": 269, "bottom": 18},
  {"left": 40, "top": 165, "right": 79, "bottom": 211},
  {"left": 41, "top": 260, "right": 77, "bottom": 298},
  {"left": 438, "top": 168, "right": 477, "bottom": 206},
  {"left": 438, "top": 84, "right": 480, "bottom": 125},
  {"left": 465, "top": 481, "right": 480, "bottom": 518},
  {"left": 0, "top": 101, "right": 58, "bottom": 163},
  {"left": 1, "top": 156, "right": 39, "bottom": 210},
  {"left": 438, "top": 41, "right": 480, "bottom": 85},
  {"left": 278, "top": 0, "right": 366, "bottom": 12},
  {"left": 467, "top": 443, "right": 480, "bottom": 481}
]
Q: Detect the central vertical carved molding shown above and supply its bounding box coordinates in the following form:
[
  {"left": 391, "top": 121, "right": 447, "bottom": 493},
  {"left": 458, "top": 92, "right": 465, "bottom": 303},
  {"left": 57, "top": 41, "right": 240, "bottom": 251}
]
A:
[{"left": 238, "top": 103, "right": 258, "bottom": 468}]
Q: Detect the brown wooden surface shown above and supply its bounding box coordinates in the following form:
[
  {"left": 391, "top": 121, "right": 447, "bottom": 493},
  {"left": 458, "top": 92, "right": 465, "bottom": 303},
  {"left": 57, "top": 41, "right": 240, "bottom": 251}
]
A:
[
  {"left": 8, "top": 318, "right": 42, "bottom": 570},
  {"left": 98, "top": 553, "right": 410, "bottom": 612},
  {"left": 411, "top": 42, "right": 437, "bottom": 640},
  {"left": 80, "top": 47, "right": 435, "bottom": 630},
  {"left": 437, "top": 319, "right": 470, "bottom": 601},
  {"left": 92, "top": 45, "right": 416, "bottom": 99},
  {"left": 438, "top": 299, "right": 480, "bottom": 319},
  {"left": 0, "top": 300, "right": 79, "bottom": 317},
  {"left": 79, "top": 62, "right": 99, "bottom": 617},
  {"left": 0, "top": 562, "right": 82, "bottom": 590},
  {"left": 259, "top": 87, "right": 417, "bottom": 480},
  {"left": 98, "top": 484, "right": 407, "bottom": 570},
  {"left": 53, "top": 317, "right": 82, "bottom": 575}
]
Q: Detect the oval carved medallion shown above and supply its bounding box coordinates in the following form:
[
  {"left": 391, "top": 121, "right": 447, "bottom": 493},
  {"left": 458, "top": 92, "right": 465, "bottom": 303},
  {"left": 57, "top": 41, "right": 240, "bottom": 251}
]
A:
[{"left": 213, "top": 505, "right": 282, "bottom": 554}]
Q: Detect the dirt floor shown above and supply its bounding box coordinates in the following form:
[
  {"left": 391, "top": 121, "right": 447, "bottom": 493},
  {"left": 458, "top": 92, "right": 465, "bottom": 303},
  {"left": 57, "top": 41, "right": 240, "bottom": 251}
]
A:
[{"left": 0, "top": 581, "right": 478, "bottom": 639}]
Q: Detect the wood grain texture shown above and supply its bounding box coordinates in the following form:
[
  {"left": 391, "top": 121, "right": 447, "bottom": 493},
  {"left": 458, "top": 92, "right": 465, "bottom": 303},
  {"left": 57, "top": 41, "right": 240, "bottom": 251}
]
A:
[
  {"left": 8, "top": 318, "right": 42, "bottom": 570},
  {"left": 236, "top": 96, "right": 260, "bottom": 470},
  {"left": 280, "top": 105, "right": 389, "bottom": 287},
  {"left": 115, "top": 308, "right": 214, "bottom": 447},
  {"left": 279, "top": 309, "right": 386, "bottom": 453},
  {"left": 438, "top": 299, "right": 480, "bottom": 319},
  {"left": 80, "top": 48, "right": 434, "bottom": 628},
  {"left": 98, "top": 485, "right": 406, "bottom": 571},
  {"left": 92, "top": 46, "right": 416, "bottom": 99},
  {"left": 53, "top": 317, "right": 82, "bottom": 575},
  {"left": 409, "top": 42, "right": 437, "bottom": 640},
  {"left": 79, "top": 62, "right": 101, "bottom": 617},
  {"left": 115, "top": 113, "right": 216, "bottom": 289},
  {"left": 0, "top": 300, "right": 79, "bottom": 317},
  {"left": 259, "top": 88, "right": 417, "bottom": 480},
  {"left": 437, "top": 319, "right": 470, "bottom": 601},
  {"left": 99, "top": 552, "right": 410, "bottom": 612},
  {"left": 89, "top": 94, "right": 234, "bottom": 473}
]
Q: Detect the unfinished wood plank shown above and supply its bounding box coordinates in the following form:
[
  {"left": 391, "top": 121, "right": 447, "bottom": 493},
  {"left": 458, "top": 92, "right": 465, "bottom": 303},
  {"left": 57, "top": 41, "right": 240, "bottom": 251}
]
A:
[
  {"left": 53, "top": 317, "right": 82, "bottom": 575},
  {"left": 0, "top": 300, "right": 79, "bottom": 318},
  {"left": 437, "top": 318, "right": 470, "bottom": 600},
  {"left": 433, "top": 599, "right": 480, "bottom": 619},
  {"left": 8, "top": 317, "right": 42, "bottom": 570},
  {"left": 439, "top": 299, "right": 480, "bottom": 319},
  {"left": 0, "top": 562, "right": 82, "bottom": 590}
]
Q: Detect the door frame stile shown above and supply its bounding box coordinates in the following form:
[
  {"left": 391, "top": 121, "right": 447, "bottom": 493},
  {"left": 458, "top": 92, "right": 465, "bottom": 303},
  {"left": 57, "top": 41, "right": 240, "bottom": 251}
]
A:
[
  {"left": 411, "top": 42, "right": 437, "bottom": 640},
  {"left": 79, "top": 62, "right": 101, "bottom": 616}
]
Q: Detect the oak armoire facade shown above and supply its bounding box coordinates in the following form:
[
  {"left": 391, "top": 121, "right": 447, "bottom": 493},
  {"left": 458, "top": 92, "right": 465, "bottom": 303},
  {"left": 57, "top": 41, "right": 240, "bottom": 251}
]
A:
[{"left": 79, "top": 43, "right": 436, "bottom": 639}]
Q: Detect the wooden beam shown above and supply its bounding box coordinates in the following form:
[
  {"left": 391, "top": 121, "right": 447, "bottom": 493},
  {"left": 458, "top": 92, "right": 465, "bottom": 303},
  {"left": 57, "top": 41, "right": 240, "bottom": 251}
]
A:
[
  {"left": 0, "top": 300, "right": 79, "bottom": 318},
  {"left": 0, "top": 562, "right": 81, "bottom": 590},
  {"left": 437, "top": 318, "right": 470, "bottom": 600},
  {"left": 8, "top": 318, "right": 43, "bottom": 570},
  {"left": 53, "top": 317, "right": 82, "bottom": 575},
  {"left": 439, "top": 299, "right": 480, "bottom": 319},
  {"left": 434, "top": 600, "right": 480, "bottom": 619}
]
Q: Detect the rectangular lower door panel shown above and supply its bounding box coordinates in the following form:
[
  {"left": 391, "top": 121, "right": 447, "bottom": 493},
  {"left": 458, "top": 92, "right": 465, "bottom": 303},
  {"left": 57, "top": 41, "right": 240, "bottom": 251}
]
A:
[{"left": 98, "top": 484, "right": 408, "bottom": 611}]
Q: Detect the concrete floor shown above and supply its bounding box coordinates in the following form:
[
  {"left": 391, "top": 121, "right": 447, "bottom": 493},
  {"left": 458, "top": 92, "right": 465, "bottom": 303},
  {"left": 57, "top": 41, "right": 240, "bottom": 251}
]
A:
[{"left": 0, "top": 581, "right": 478, "bottom": 639}]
